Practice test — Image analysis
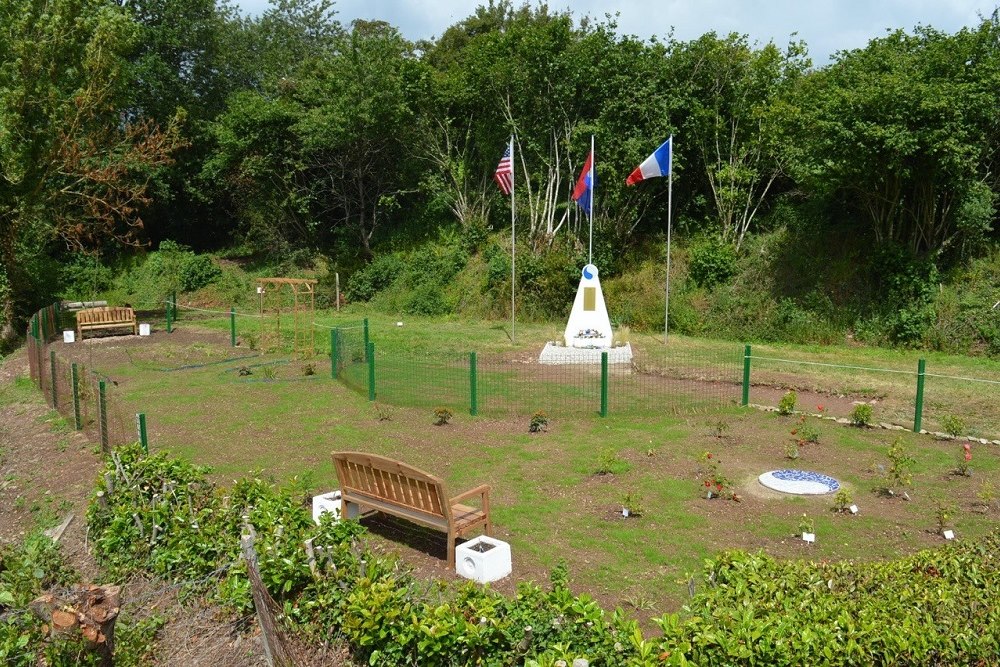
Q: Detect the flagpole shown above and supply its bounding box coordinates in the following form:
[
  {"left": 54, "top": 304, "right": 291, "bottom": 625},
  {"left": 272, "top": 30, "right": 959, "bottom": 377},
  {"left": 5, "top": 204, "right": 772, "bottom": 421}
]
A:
[
  {"left": 510, "top": 135, "right": 516, "bottom": 344},
  {"left": 588, "top": 134, "right": 595, "bottom": 265},
  {"left": 664, "top": 135, "right": 673, "bottom": 345}
]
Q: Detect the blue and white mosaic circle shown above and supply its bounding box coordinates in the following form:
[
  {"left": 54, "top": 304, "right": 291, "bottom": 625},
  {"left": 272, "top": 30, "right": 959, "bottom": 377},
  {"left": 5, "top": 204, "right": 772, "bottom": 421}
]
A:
[{"left": 758, "top": 469, "right": 841, "bottom": 495}]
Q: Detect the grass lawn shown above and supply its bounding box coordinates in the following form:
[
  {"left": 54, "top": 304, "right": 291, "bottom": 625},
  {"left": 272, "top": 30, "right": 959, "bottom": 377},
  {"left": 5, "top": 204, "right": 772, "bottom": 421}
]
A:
[{"left": 47, "top": 314, "right": 1000, "bottom": 619}]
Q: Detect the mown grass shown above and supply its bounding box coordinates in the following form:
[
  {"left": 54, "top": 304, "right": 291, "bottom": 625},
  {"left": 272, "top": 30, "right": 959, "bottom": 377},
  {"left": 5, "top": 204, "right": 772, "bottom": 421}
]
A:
[{"left": 86, "top": 323, "right": 1000, "bottom": 614}]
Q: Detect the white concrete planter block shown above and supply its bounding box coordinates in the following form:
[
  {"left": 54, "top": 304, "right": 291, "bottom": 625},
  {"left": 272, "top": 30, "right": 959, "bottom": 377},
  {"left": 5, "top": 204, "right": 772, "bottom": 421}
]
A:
[
  {"left": 456, "top": 536, "right": 512, "bottom": 584},
  {"left": 63, "top": 330, "right": 75, "bottom": 343},
  {"left": 139, "top": 323, "right": 151, "bottom": 336},
  {"left": 312, "top": 490, "right": 359, "bottom": 525}
]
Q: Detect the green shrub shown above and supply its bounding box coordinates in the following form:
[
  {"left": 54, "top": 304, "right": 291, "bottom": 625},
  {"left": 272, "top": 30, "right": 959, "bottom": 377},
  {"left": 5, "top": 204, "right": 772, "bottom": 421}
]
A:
[
  {"left": 529, "top": 411, "right": 548, "bottom": 433},
  {"left": 940, "top": 414, "right": 965, "bottom": 437},
  {"left": 594, "top": 449, "right": 630, "bottom": 476},
  {"left": 875, "top": 437, "right": 915, "bottom": 496},
  {"left": 778, "top": 390, "right": 797, "bottom": 415},
  {"left": 179, "top": 254, "right": 222, "bottom": 292},
  {"left": 850, "top": 403, "right": 874, "bottom": 427},
  {"left": 689, "top": 237, "right": 737, "bottom": 288},
  {"left": 346, "top": 254, "right": 404, "bottom": 301},
  {"left": 432, "top": 407, "right": 452, "bottom": 426}
]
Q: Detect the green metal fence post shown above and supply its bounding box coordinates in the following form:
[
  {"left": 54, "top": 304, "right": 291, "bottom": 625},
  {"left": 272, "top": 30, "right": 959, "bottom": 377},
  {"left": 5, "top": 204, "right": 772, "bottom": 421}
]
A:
[
  {"left": 49, "top": 350, "right": 58, "bottom": 408},
  {"left": 136, "top": 413, "right": 148, "bottom": 455},
  {"left": 469, "top": 352, "right": 478, "bottom": 416},
  {"left": 914, "top": 358, "right": 926, "bottom": 433},
  {"left": 98, "top": 380, "right": 108, "bottom": 452},
  {"left": 366, "top": 341, "right": 376, "bottom": 401},
  {"left": 600, "top": 351, "right": 609, "bottom": 417},
  {"left": 31, "top": 314, "right": 39, "bottom": 340},
  {"left": 54, "top": 301, "right": 61, "bottom": 330},
  {"left": 166, "top": 299, "right": 173, "bottom": 333},
  {"left": 172, "top": 291, "right": 178, "bottom": 320},
  {"left": 363, "top": 318, "right": 370, "bottom": 361},
  {"left": 331, "top": 329, "right": 340, "bottom": 379},
  {"left": 230, "top": 307, "right": 237, "bottom": 347},
  {"left": 71, "top": 363, "right": 82, "bottom": 430},
  {"left": 741, "top": 344, "right": 752, "bottom": 407}
]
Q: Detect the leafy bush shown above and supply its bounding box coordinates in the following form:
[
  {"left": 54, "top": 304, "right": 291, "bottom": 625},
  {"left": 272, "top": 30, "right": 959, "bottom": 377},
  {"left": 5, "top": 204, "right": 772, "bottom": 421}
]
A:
[
  {"left": 689, "top": 237, "right": 737, "bottom": 288},
  {"left": 850, "top": 403, "right": 874, "bottom": 427},
  {"left": 653, "top": 536, "right": 1000, "bottom": 664},
  {"left": 345, "top": 254, "right": 404, "bottom": 302},
  {"left": 832, "top": 488, "right": 853, "bottom": 512},
  {"left": 778, "top": 390, "right": 797, "bottom": 415},
  {"left": 940, "top": 414, "right": 965, "bottom": 437},
  {"left": 179, "top": 254, "right": 222, "bottom": 292},
  {"left": 594, "top": 449, "right": 630, "bottom": 475}
]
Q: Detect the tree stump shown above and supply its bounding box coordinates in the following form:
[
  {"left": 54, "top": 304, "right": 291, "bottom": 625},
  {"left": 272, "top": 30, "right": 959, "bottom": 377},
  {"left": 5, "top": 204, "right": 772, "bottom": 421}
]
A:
[{"left": 30, "top": 584, "right": 121, "bottom": 666}]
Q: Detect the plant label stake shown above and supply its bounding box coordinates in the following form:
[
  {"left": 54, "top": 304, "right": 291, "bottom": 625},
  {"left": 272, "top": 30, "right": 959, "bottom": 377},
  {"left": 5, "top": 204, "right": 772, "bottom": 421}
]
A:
[
  {"left": 802, "top": 532, "right": 816, "bottom": 543},
  {"left": 943, "top": 530, "right": 955, "bottom": 540},
  {"left": 849, "top": 505, "right": 859, "bottom": 514}
]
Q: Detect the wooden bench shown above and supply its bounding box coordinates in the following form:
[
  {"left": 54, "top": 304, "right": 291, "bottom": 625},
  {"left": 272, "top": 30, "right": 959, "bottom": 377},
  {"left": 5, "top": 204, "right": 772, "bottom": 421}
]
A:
[
  {"left": 76, "top": 307, "right": 137, "bottom": 340},
  {"left": 332, "top": 451, "right": 492, "bottom": 567}
]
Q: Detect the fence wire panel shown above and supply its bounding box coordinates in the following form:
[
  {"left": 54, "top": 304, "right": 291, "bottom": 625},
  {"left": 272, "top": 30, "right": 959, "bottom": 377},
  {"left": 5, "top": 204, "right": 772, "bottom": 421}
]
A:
[
  {"left": 615, "top": 345, "right": 743, "bottom": 415},
  {"left": 337, "top": 324, "right": 368, "bottom": 395},
  {"left": 374, "top": 351, "right": 469, "bottom": 412},
  {"left": 478, "top": 352, "right": 602, "bottom": 417},
  {"left": 923, "top": 373, "right": 1000, "bottom": 441}
]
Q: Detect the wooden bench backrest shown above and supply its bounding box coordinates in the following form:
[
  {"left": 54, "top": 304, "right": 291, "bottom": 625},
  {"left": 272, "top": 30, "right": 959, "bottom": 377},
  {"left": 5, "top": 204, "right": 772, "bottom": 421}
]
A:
[
  {"left": 333, "top": 451, "right": 451, "bottom": 523},
  {"left": 77, "top": 307, "right": 135, "bottom": 326}
]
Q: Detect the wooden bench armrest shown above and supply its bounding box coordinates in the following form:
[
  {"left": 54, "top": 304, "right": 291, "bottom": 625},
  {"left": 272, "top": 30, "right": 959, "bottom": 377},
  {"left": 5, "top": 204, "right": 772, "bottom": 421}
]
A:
[{"left": 450, "top": 484, "right": 490, "bottom": 506}]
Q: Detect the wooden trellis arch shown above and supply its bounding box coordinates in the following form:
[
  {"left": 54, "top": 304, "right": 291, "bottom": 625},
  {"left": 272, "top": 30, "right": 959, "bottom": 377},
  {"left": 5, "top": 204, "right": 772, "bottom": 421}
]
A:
[{"left": 256, "top": 277, "right": 318, "bottom": 355}]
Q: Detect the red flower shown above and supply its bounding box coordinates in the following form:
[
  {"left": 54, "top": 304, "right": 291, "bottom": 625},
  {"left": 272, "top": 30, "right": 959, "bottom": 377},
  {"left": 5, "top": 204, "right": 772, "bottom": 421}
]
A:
[
  {"left": 707, "top": 453, "right": 713, "bottom": 459},
  {"left": 716, "top": 483, "right": 723, "bottom": 491},
  {"left": 704, "top": 480, "right": 711, "bottom": 487},
  {"left": 791, "top": 429, "right": 798, "bottom": 435},
  {"left": 817, "top": 405, "right": 825, "bottom": 412}
]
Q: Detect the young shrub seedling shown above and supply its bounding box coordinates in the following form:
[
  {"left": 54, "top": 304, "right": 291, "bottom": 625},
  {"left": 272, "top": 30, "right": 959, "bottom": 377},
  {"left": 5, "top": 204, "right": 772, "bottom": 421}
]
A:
[
  {"left": 851, "top": 403, "right": 874, "bottom": 427},
  {"left": 778, "top": 390, "right": 797, "bottom": 416},
  {"left": 433, "top": 407, "right": 453, "bottom": 426}
]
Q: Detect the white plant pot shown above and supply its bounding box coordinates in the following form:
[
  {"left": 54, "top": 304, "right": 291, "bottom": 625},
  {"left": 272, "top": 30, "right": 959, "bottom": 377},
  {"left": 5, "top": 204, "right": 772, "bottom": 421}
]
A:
[
  {"left": 63, "top": 330, "right": 75, "bottom": 344},
  {"left": 311, "top": 490, "right": 359, "bottom": 525},
  {"left": 456, "top": 535, "right": 512, "bottom": 584},
  {"left": 139, "top": 323, "right": 151, "bottom": 336}
]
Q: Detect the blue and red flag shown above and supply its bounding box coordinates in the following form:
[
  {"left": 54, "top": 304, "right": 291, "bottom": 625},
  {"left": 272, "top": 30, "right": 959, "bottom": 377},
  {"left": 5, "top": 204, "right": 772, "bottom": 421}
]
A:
[{"left": 572, "top": 150, "right": 595, "bottom": 212}]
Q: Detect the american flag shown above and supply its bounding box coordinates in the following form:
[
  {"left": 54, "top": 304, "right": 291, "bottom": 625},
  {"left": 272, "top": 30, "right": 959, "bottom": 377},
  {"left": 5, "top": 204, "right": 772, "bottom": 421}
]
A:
[{"left": 494, "top": 144, "right": 513, "bottom": 195}]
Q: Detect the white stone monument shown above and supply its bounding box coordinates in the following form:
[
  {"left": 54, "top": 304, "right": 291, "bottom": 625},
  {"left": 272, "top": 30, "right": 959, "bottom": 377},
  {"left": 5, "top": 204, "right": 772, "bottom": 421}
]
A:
[{"left": 539, "top": 264, "right": 632, "bottom": 364}]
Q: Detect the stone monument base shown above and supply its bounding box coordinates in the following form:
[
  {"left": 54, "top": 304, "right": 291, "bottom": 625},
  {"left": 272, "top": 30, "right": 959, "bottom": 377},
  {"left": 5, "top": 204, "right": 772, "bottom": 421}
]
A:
[{"left": 538, "top": 342, "right": 633, "bottom": 365}]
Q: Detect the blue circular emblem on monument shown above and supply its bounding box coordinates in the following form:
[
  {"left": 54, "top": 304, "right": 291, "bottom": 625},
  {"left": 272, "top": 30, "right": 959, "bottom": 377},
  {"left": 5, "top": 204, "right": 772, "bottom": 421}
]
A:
[{"left": 582, "top": 264, "right": 597, "bottom": 280}]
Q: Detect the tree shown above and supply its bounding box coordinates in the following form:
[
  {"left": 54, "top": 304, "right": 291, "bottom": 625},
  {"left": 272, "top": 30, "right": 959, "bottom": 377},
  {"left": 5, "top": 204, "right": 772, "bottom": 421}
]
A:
[
  {"left": 0, "top": 0, "right": 181, "bottom": 341},
  {"left": 666, "top": 33, "right": 808, "bottom": 249},
  {"left": 786, "top": 21, "right": 1000, "bottom": 256}
]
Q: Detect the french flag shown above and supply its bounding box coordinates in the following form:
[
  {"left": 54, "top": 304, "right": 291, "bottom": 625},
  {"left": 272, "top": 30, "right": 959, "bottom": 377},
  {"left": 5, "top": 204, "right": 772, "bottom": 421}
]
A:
[{"left": 626, "top": 137, "right": 672, "bottom": 186}]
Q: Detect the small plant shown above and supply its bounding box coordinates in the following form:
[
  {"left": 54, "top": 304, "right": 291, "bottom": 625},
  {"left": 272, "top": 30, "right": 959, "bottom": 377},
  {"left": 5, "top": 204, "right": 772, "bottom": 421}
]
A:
[
  {"left": 244, "top": 332, "right": 259, "bottom": 351},
  {"left": 529, "top": 411, "right": 549, "bottom": 433},
  {"left": 934, "top": 500, "right": 957, "bottom": 536},
  {"left": 956, "top": 443, "right": 972, "bottom": 477},
  {"left": 796, "top": 418, "right": 820, "bottom": 444},
  {"left": 875, "top": 437, "right": 915, "bottom": 496},
  {"left": 621, "top": 491, "right": 644, "bottom": 517},
  {"left": 698, "top": 451, "right": 733, "bottom": 500},
  {"left": 940, "top": 414, "right": 965, "bottom": 438},
  {"left": 712, "top": 420, "right": 730, "bottom": 438},
  {"left": 645, "top": 448, "right": 656, "bottom": 457},
  {"left": 797, "top": 514, "right": 814, "bottom": 535},
  {"left": 237, "top": 366, "right": 252, "bottom": 376},
  {"left": 784, "top": 442, "right": 801, "bottom": 460},
  {"left": 260, "top": 365, "right": 277, "bottom": 380},
  {"left": 976, "top": 479, "right": 996, "bottom": 511},
  {"left": 851, "top": 403, "right": 874, "bottom": 427},
  {"left": 594, "top": 449, "right": 630, "bottom": 476},
  {"left": 433, "top": 407, "right": 453, "bottom": 426},
  {"left": 373, "top": 403, "right": 393, "bottom": 421},
  {"left": 302, "top": 363, "right": 316, "bottom": 376},
  {"left": 778, "top": 390, "right": 797, "bottom": 416},
  {"left": 832, "top": 488, "right": 853, "bottom": 513}
]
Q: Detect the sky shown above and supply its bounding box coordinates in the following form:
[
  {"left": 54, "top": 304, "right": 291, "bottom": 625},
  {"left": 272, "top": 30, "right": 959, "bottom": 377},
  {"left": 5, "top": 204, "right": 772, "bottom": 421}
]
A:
[{"left": 232, "top": 0, "right": 999, "bottom": 64}]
